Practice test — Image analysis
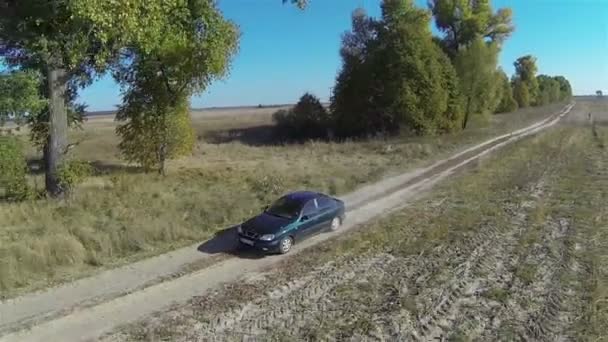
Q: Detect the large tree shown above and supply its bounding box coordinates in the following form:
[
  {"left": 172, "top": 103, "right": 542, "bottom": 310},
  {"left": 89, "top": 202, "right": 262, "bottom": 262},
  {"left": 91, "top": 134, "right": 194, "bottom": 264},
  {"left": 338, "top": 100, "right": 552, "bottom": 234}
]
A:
[
  {"left": 114, "top": 2, "right": 238, "bottom": 174},
  {"left": 332, "top": 0, "right": 463, "bottom": 137},
  {"left": 513, "top": 55, "right": 539, "bottom": 106},
  {"left": 553, "top": 75, "right": 573, "bottom": 100},
  {"left": 453, "top": 38, "right": 500, "bottom": 128},
  {"left": 429, "top": 0, "right": 514, "bottom": 57},
  {"left": 0, "top": 0, "right": 298, "bottom": 197},
  {"left": 0, "top": 0, "right": 147, "bottom": 196}
]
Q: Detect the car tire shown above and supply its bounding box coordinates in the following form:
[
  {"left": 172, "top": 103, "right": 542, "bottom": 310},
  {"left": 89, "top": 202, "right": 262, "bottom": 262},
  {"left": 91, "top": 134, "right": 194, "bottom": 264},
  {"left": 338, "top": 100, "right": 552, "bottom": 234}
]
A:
[
  {"left": 330, "top": 216, "right": 341, "bottom": 231},
  {"left": 278, "top": 236, "right": 293, "bottom": 254}
]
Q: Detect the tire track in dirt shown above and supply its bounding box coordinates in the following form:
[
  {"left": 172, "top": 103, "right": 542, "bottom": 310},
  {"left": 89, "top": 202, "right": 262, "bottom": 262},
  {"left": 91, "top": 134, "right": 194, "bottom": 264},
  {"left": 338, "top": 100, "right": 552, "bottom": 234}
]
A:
[
  {"left": 187, "top": 181, "right": 546, "bottom": 342},
  {"left": 407, "top": 180, "right": 546, "bottom": 342},
  {"left": 198, "top": 254, "right": 395, "bottom": 339},
  {"left": 477, "top": 149, "right": 596, "bottom": 341}
]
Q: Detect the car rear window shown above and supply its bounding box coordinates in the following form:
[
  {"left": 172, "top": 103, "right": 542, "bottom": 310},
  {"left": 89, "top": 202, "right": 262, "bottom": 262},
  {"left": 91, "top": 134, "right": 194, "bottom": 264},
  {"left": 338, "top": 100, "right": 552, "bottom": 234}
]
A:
[
  {"left": 317, "top": 195, "right": 333, "bottom": 209},
  {"left": 266, "top": 196, "right": 302, "bottom": 219}
]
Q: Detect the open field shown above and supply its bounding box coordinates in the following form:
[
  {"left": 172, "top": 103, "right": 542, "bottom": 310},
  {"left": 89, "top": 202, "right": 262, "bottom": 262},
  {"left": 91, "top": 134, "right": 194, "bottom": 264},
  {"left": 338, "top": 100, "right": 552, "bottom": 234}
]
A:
[
  {"left": 0, "top": 101, "right": 577, "bottom": 301},
  {"left": 103, "top": 100, "right": 608, "bottom": 342},
  {"left": 0, "top": 102, "right": 577, "bottom": 341}
]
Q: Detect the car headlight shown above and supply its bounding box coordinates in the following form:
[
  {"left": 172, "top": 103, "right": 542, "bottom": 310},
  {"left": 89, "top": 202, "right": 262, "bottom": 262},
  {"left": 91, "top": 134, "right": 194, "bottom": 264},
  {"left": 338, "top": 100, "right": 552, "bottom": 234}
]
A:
[
  {"left": 237, "top": 225, "right": 243, "bottom": 234},
  {"left": 259, "top": 234, "right": 275, "bottom": 241}
]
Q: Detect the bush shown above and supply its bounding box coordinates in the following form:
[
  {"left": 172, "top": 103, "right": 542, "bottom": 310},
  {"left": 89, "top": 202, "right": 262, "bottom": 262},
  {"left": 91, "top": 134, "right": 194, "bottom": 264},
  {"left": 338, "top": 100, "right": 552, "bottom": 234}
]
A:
[
  {"left": 0, "top": 136, "right": 30, "bottom": 200},
  {"left": 57, "top": 160, "right": 93, "bottom": 193},
  {"left": 117, "top": 96, "right": 194, "bottom": 173},
  {"left": 273, "top": 93, "right": 331, "bottom": 141}
]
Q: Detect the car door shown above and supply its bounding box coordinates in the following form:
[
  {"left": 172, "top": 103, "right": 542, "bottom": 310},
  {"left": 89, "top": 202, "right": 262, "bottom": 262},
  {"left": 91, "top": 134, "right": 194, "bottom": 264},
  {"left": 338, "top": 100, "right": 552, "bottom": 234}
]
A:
[
  {"left": 316, "top": 195, "right": 337, "bottom": 230},
  {"left": 297, "top": 200, "right": 319, "bottom": 239}
]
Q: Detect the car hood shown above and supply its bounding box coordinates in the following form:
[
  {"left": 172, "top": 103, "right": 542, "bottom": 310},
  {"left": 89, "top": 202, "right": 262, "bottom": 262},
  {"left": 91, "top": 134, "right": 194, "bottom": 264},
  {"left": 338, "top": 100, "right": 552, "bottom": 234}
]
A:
[{"left": 243, "top": 212, "right": 293, "bottom": 235}]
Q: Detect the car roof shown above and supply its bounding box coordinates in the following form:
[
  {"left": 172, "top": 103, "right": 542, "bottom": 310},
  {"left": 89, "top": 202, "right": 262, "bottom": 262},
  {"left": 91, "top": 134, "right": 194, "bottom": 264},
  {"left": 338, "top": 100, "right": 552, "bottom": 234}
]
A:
[{"left": 283, "top": 190, "right": 323, "bottom": 204}]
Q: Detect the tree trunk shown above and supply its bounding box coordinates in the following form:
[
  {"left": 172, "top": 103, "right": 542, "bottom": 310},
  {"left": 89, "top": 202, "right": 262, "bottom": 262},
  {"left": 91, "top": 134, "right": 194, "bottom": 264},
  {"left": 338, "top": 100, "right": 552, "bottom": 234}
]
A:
[
  {"left": 45, "top": 63, "right": 69, "bottom": 197},
  {"left": 158, "top": 142, "right": 167, "bottom": 176},
  {"left": 462, "top": 96, "right": 472, "bottom": 130}
]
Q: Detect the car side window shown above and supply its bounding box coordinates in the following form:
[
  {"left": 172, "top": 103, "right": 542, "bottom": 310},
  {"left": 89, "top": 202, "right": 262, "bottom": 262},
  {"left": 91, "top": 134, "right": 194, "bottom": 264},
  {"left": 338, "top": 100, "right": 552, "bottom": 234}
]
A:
[
  {"left": 317, "top": 196, "right": 333, "bottom": 210},
  {"left": 302, "top": 200, "right": 317, "bottom": 217}
]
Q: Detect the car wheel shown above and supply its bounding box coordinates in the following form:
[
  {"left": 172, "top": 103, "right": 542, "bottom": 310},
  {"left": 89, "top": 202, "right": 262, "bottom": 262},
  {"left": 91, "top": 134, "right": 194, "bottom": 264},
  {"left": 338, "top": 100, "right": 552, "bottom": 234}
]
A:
[
  {"left": 330, "top": 216, "right": 341, "bottom": 231},
  {"left": 279, "top": 236, "right": 293, "bottom": 254}
]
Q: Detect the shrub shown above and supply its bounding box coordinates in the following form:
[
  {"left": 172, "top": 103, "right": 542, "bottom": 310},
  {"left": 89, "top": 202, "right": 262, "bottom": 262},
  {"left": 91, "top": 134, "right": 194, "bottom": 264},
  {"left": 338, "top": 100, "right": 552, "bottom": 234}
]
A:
[
  {"left": 0, "top": 136, "right": 30, "bottom": 200},
  {"left": 273, "top": 93, "right": 330, "bottom": 141},
  {"left": 117, "top": 96, "right": 195, "bottom": 173},
  {"left": 57, "top": 160, "right": 93, "bottom": 193}
]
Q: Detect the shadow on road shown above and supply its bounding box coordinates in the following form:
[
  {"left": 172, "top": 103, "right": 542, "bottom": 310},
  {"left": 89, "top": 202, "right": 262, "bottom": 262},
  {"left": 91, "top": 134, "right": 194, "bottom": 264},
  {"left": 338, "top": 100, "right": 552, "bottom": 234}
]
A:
[{"left": 196, "top": 226, "right": 267, "bottom": 260}]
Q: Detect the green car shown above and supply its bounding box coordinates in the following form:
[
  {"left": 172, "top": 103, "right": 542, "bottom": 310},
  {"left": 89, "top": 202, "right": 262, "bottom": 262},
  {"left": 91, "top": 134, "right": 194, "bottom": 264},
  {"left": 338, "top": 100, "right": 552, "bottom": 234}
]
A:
[{"left": 237, "top": 191, "right": 346, "bottom": 254}]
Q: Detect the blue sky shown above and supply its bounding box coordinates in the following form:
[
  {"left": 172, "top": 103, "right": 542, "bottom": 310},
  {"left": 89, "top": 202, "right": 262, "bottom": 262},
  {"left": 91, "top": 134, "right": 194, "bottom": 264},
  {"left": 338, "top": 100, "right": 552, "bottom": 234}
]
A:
[{"left": 79, "top": 0, "right": 608, "bottom": 111}]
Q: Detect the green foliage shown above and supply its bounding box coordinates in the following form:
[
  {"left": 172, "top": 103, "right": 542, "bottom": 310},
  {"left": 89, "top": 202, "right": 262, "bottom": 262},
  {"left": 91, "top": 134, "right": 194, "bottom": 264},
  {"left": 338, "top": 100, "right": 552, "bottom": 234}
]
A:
[
  {"left": 536, "top": 75, "right": 562, "bottom": 106},
  {"left": 453, "top": 38, "right": 500, "bottom": 128},
  {"left": 0, "top": 71, "right": 46, "bottom": 126},
  {"left": 429, "top": 0, "right": 514, "bottom": 56},
  {"left": 553, "top": 76, "right": 573, "bottom": 100},
  {"left": 112, "top": 0, "right": 237, "bottom": 175},
  {"left": 1, "top": 0, "right": 239, "bottom": 195},
  {"left": 57, "top": 160, "right": 93, "bottom": 192},
  {"left": 273, "top": 93, "right": 330, "bottom": 141},
  {"left": 512, "top": 78, "right": 530, "bottom": 108},
  {"left": 495, "top": 69, "right": 518, "bottom": 113},
  {"left": 331, "top": 2, "right": 463, "bottom": 137},
  {"left": 117, "top": 97, "right": 195, "bottom": 173},
  {"left": 0, "top": 136, "right": 30, "bottom": 200},
  {"left": 513, "top": 55, "right": 539, "bottom": 106}
]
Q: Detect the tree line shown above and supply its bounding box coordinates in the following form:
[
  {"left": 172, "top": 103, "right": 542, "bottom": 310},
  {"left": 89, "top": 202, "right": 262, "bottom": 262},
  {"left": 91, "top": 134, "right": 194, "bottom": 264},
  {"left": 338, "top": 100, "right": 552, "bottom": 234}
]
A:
[{"left": 275, "top": 0, "right": 573, "bottom": 141}]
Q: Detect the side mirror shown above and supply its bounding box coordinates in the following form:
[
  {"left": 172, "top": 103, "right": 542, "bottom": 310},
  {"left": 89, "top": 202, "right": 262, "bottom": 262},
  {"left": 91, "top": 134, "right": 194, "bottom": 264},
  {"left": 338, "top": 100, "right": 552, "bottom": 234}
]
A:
[{"left": 300, "top": 215, "right": 309, "bottom": 222}]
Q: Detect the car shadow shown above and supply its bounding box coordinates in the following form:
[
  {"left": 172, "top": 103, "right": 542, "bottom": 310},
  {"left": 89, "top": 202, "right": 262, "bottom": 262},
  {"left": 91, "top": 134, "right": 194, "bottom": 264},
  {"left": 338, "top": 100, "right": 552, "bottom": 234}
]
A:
[{"left": 196, "top": 225, "right": 267, "bottom": 260}]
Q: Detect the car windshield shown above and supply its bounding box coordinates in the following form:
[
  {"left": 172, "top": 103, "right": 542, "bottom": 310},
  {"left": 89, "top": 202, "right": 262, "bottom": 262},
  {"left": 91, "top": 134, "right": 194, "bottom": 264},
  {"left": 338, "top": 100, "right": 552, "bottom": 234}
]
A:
[{"left": 265, "top": 196, "right": 302, "bottom": 219}]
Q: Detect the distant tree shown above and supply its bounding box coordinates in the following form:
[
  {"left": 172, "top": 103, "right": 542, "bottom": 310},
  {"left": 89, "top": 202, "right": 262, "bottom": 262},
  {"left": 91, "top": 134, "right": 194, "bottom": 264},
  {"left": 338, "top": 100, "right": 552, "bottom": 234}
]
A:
[
  {"left": 495, "top": 69, "right": 518, "bottom": 113},
  {"left": 273, "top": 93, "right": 330, "bottom": 141},
  {"left": 453, "top": 38, "right": 500, "bottom": 128},
  {"left": 536, "top": 75, "right": 561, "bottom": 106},
  {"left": 553, "top": 76, "right": 572, "bottom": 100},
  {"left": 598, "top": 90, "right": 604, "bottom": 97},
  {"left": 429, "top": 0, "right": 514, "bottom": 57},
  {"left": 512, "top": 78, "right": 530, "bottom": 108},
  {"left": 513, "top": 55, "right": 539, "bottom": 106}
]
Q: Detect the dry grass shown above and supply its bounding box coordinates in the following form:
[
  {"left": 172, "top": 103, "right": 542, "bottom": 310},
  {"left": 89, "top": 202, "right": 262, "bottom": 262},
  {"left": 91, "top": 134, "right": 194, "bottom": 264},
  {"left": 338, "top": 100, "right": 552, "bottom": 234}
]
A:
[{"left": 0, "top": 102, "right": 567, "bottom": 298}]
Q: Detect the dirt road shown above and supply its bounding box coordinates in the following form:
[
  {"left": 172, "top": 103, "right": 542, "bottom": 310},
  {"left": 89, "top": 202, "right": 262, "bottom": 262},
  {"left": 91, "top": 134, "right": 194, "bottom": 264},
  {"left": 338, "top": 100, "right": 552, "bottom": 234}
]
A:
[{"left": 0, "top": 103, "right": 574, "bottom": 342}]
